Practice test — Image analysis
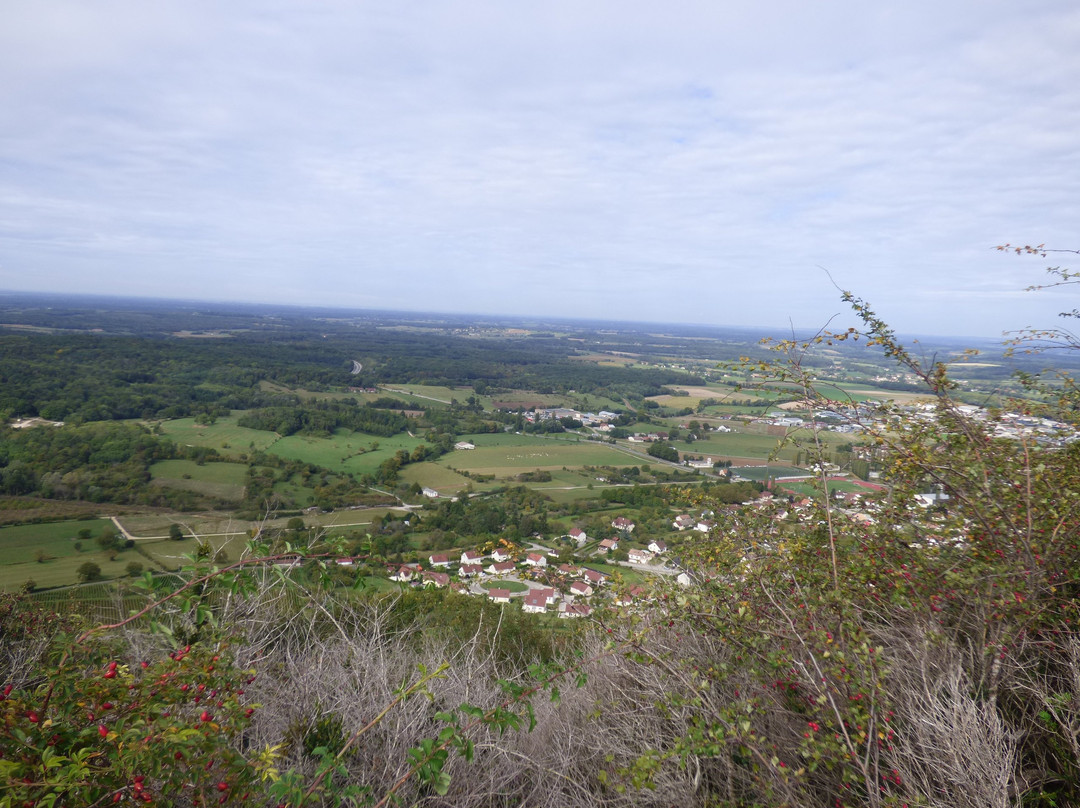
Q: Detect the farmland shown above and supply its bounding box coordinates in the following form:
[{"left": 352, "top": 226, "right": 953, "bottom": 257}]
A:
[{"left": 2, "top": 296, "right": 1002, "bottom": 590}]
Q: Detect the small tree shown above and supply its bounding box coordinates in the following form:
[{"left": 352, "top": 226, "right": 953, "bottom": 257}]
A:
[
  {"left": 126, "top": 561, "right": 144, "bottom": 577},
  {"left": 96, "top": 529, "right": 119, "bottom": 552},
  {"left": 77, "top": 561, "right": 101, "bottom": 582},
  {"left": 168, "top": 523, "right": 184, "bottom": 541}
]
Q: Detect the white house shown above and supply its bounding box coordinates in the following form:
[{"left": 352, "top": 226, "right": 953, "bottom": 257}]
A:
[
  {"left": 525, "top": 552, "right": 547, "bottom": 567},
  {"left": 460, "top": 550, "right": 484, "bottom": 564},
  {"left": 628, "top": 549, "right": 655, "bottom": 565},
  {"left": 522, "top": 590, "right": 548, "bottom": 613},
  {"left": 488, "top": 588, "right": 511, "bottom": 604},
  {"left": 559, "top": 602, "right": 592, "bottom": 619},
  {"left": 422, "top": 571, "right": 450, "bottom": 588},
  {"left": 388, "top": 563, "right": 420, "bottom": 582},
  {"left": 647, "top": 540, "right": 668, "bottom": 554},
  {"left": 569, "top": 581, "right": 593, "bottom": 597}
]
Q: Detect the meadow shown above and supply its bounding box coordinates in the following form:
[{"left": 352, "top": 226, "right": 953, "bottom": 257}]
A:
[
  {"left": 158, "top": 414, "right": 280, "bottom": 455},
  {"left": 0, "top": 519, "right": 161, "bottom": 591},
  {"left": 269, "top": 431, "right": 424, "bottom": 476},
  {"left": 149, "top": 459, "right": 249, "bottom": 501},
  {"left": 0, "top": 518, "right": 114, "bottom": 564},
  {"left": 444, "top": 439, "right": 640, "bottom": 477}
]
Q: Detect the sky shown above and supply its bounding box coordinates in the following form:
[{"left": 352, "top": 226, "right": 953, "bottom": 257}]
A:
[{"left": 1, "top": 1, "right": 1079, "bottom": 338}]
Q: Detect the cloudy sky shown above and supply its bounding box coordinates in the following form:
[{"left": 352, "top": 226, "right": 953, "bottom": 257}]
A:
[{"left": 2, "top": 1, "right": 1078, "bottom": 337}]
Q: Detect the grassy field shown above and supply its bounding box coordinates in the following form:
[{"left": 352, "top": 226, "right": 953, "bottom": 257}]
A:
[
  {"left": 398, "top": 462, "right": 475, "bottom": 494},
  {"left": 0, "top": 518, "right": 114, "bottom": 565},
  {"left": 479, "top": 579, "right": 529, "bottom": 593},
  {"left": 445, "top": 440, "right": 639, "bottom": 476},
  {"left": 376, "top": 384, "right": 460, "bottom": 404},
  {"left": 158, "top": 414, "right": 279, "bottom": 455},
  {"left": 268, "top": 431, "right": 425, "bottom": 477},
  {"left": 149, "top": 460, "right": 248, "bottom": 501},
  {"left": 2, "top": 546, "right": 154, "bottom": 591}
]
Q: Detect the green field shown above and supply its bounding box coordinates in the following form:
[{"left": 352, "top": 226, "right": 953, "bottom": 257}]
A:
[
  {"left": 0, "top": 524, "right": 160, "bottom": 591},
  {"left": 398, "top": 462, "right": 475, "bottom": 494},
  {"left": 149, "top": 460, "right": 249, "bottom": 501},
  {"left": 158, "top": 413, "right": 279, "bottom": 455},
  {"left": 269, "top": 431, "right": 424, "bottom": 476},
  {"left": 0, "top": 518, "right": 114, "bottom": 564},
  {"left": 480, "top": 580, "right": 528, "bottom": 593},
  {"left": 376, "top": 384, "right": 460, "bottom": 404},
  {"left": 445, "top": 439, "right": 639, "bottom": 476}
]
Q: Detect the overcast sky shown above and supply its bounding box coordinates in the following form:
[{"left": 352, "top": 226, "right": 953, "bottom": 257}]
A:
[{"left": 2, "top": 1, "right": 1078, "bottom": 337}]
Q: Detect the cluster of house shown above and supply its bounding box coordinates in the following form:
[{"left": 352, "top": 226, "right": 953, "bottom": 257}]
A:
[
  {"left": 625, "top": 431, "right": 670, "bottom": 443},
  {"left": 752, "top": 402, "right": 1080, "bottom": 446},
  {"left": 517, "top": 407, "right": 620, "bottom": 428},
  {"left": 381, "top": 547, "right": 636, "bottom": 618},
  {"left": 672, "top": 513, "right": 716, "bottom": 533}
]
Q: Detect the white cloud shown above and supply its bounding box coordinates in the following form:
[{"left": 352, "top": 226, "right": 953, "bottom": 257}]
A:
[{"left": 1, "top": 0, "right": 1078, "bottom": 336}]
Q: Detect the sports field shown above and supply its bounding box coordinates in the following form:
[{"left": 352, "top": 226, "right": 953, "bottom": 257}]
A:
[{"left": 729, "top": 465, "right": 811, "bottom": 482}]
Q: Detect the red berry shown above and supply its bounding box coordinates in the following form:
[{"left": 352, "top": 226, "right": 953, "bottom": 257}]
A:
[
  {"left": 217, "top": 782, "right": 228, "bottom": 791},
  {"left": 99, "top": 724, "right": 108, "bottom": 737},
  {"left": 200, "top": 711, "right": 212, "bottom": 722},
  {"left": 27, "top": 710, "right": 40, "bottom": 723}
]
